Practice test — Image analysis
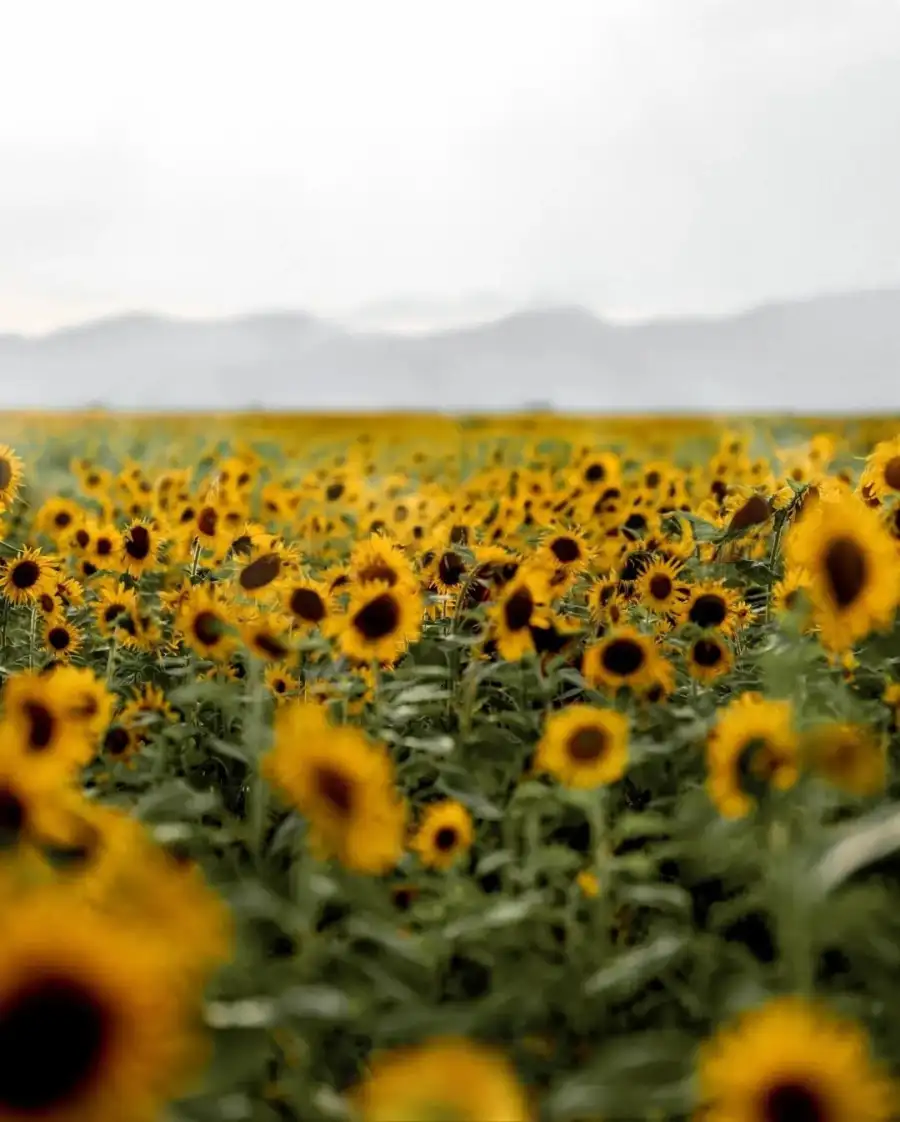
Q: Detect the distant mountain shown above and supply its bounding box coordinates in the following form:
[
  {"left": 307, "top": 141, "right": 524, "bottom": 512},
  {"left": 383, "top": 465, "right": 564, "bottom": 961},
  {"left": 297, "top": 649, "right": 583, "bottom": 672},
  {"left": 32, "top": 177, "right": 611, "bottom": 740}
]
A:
[{"left": 2, "top": 290, "right": 900, "bottom": 411}]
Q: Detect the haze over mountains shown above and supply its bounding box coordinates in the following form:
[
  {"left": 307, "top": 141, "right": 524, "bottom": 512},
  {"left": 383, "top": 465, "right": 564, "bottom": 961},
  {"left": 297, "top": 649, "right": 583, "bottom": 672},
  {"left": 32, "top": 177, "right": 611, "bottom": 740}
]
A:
[{"left": 1, "top": 289, "right": 899, "bottom": 412}]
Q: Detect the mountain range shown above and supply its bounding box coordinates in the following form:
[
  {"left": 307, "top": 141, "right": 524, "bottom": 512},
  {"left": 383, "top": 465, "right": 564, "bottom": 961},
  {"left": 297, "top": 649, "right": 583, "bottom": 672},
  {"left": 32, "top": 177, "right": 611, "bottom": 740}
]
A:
[{"left": 1, "top": 289, "right": 900, "bottom": 412}]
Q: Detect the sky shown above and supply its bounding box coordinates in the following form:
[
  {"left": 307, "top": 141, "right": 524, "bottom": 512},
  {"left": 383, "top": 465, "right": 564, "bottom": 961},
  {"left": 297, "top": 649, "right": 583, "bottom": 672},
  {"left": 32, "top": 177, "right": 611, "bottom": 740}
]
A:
[{"left": 3, "top": 0, "right": 900, "bottom": 335}]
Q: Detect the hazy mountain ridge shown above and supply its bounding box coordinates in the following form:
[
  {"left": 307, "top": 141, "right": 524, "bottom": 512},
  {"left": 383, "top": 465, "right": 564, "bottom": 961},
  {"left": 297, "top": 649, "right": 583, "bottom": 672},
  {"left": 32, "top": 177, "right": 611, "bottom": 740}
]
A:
[{"left": 2, "top": 290, "right": 900, "bottom": 411}]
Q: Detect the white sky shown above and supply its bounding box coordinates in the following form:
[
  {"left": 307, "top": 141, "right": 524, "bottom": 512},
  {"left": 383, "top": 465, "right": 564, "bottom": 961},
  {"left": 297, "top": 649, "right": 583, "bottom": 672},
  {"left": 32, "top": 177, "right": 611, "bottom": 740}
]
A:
[{"left": 3, "top": 0, "right": 900, "bottom": 334}]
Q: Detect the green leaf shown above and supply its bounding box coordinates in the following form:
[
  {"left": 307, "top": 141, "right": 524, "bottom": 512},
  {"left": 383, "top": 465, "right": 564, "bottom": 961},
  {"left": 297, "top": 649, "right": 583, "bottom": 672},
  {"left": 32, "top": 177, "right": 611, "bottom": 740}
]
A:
[{"left": 585, "top": 933, "right": 689, "bottom": 997}]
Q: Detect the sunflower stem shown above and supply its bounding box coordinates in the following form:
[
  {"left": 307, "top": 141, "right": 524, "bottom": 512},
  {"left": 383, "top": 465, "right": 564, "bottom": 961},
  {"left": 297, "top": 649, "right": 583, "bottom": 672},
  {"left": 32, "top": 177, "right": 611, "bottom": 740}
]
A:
[
  {"left": 27, "top": 606, "right": 36, "bottom": 670},
  {"left": 0, "top": 598, "right": 9, "bottom": 653},
  {"left": 247, "top": 656, "right": 270, "bottom": 863}
]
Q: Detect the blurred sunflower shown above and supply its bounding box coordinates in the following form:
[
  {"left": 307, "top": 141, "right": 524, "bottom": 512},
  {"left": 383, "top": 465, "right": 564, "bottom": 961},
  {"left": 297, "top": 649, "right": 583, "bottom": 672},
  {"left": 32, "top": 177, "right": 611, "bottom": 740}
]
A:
[
  {"left": 176, "top": 586, "right": 237, "bottom": 662},
  {"left": 679, "top": 581, "right": 740, "bottom": 635},
  {"left": 42, "top": 619, "right": 83, "bottom": 662},
  {"left": 535, "top": 704, "right": 629, "bottom": 788},
  {"left": 582, "top": 628, "right": 662, "bottom": 693},
  {"left": 0, "top": 444, "right": 24, "bottom": 511},
  {"left": 412, "top": 800, "right": 474, "bottom": 870},
  {"left": 801, "top": 722, "right": 886, "bottom": 797},
  {"left": 1, "top": 670, "right": 94, "bottom": 776},
  {"left": 686, "top": 633, "right": 733, "bottom": 683},
  {"left": 119, "top": 519, "right": 161, "bottom": 578},
  {"left": 283, "top": 576, "right": 333, "bottom": 632},
  {"left": 339, "top": 581, "right": 422, "bottom": 665},
  {"left": 488, "top": 571, "right": 550, "bottom": 661},
  {"left": 706, "top": 692, "right": 798, "bottom": 818},
  {"left": 635, "top": 556, "right": 686, "bottom": 615}
]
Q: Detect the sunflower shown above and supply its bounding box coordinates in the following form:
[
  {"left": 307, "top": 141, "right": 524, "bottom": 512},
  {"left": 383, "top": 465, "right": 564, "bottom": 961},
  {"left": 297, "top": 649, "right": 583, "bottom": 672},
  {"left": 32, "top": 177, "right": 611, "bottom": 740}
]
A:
[
  {"left": 785, "top": 492, "right": 900, "bottom": 650},
  {"left": 241, "top": 614, "right": 293, "bottom": 663},
  {"left": 0, "top": 444, "right": 24, "bottom": 511},
  {"left": 582, "top": 627, "right": 662, "bottom": 693},
  {"left": 91, "top": 524, "right": 123, "bottom": 570},
  {"left": 34, "top": 497, "right": 83, "bottom": 543},
  {"left": 350, "top": 533, "right": 418, "bottom": 593},
  {"left": 93, "top": 581, "right": 140, "bottom": 641},
  {"left": 0, "top": 887, "right": 207, "bottom": 1122},
  {"left": 0, "top": 742, "right": 68, "bottom": 852},
  {"left": 635, "top": 556, "right": 686, "bottom": 615},
  {"left": 352, "top": 1036, "right": 531, "bottom": 1122},
  {"left": 176, "top": 586, "right": 237, "bottom": 662},
  {"left": 860, "top": 435, "right": 900, "bottom": 504},
  {"left": 686, "top": 633, "right": 733, "bottom": 683},
  {"left": 339, "top": 580, "right": 422, "bottom": 665},
  {"left": 0, "top": 547, "right": 57, "bottom": 606},
  {"left": 706, "top": 692, "right": 799, "bottom": 819},
  {"left": 412, "top": 800, "right": 474, "bottom": 870},
  {"left": 263, "top": 703, "right": 406, "bottom": 875},
  {"left": 52, "top": 666, "right": 115, "bottom": 743},
  {"left": 234, "top": 546, "right": 290, "bottom": 600},
  {"left": 265, "top": 665, "right": 296, "bottom": 703},
  {"left": 283, "top": 576, "right": 332, "bottom": 631},
  {"left": 488, "top": 571, "right": 550, "bottom": 661},
  {"left": 801, "top": 722, "right": 886, "bottom": 797},
  {"left": 102, "top": 723, "right": 142, "bottom": 764},
  {"left": 695, "top": 995, "right": 895, "bottom": 1122},
  {"left": 420, "top": 540, "right": 470, "bottom": 601},
  {"left": 534, "top": 704, "right": 629, "bottom": 788},
  {"left": 1, "top": 670, "right": 94, "bottom": 777},
  {"left": 679, "top": 581, "right": 740, "bottom": 635},
  {"left": 539, "top": 526, "right": 592, "bottom": 574},
  {"left": 42, "top": 619, "right": 83, "bottom": 662},
  {"left": 119, "top": 519, "right": 161, "bottom": 578},
  {"left": 117, "top": 683, "right": 178, "bottom": 747}
]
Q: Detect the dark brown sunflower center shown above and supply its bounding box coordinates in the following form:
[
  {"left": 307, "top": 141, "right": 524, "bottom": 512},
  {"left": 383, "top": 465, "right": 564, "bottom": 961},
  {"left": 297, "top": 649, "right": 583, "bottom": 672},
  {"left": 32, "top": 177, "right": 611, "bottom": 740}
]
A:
[
  {"left": 353, "top": 593, "right": 400, "bottom": 640},
  {"left": 438, "top": 551, "right": 465, "bottom": 587},
  {"left": 0, "top": 459, "right": 11, "bottom": 491},
  {"left": 240, "top": 554, "right": 281, "bottom": 591},
  {"left": 316, "top": 766, "right": 354, "bottom": 815},
  {"left": 434, "top": 826, "right": 458, "bottom": 851},
  {"left": 824, "top": 537, "right": 867, "bottom": 608},
  {"left": 601, "top": 638, "right": 645, "bottom": 677},
  {"left": 736, "top": 736, "right": 779, "bottom": 799},
  {"left": 11, "top": 560, "right": 40, "bottom": 590},
  {"left": 104, "top": 726, "right": 131, "bottom": 756},
  {"left": 193, "top": 610, "right": 224, "bottom": 647},
  {"left": 357, "top": 562, "right": 398, "bottom": 587},
  {"left": 649, "top": 574, "right": 672, "bottom": 601},
  {"left": 567, "top": 725, "right": 608, "bottom": 762},
  {"left": 0, "top": 785, "right": 25, "bottom": 845},
  {"left": 503, "top": 588, "right": 534, "bottom": 631},
  {"left": 325, "top": 481, "right": 345, "bottom": 501},
  {"left": 54, "top": 511, "right": 72, "bottom": 528},
  {"left": 550, "top": 537, "right": 581, "bottom": 563},
  {"left": 692, "top": 638, "right": 723, "bottom": 667},
  {"left": 254, "top": 632, "right": 288, "bottom": 659},
  {"left": 884, "top": 457, "right": 900, "bottom": 491},
  {"left": 290, "top": 588, "right": 326, "bottom": 622},
  {"left": 584, "top": 462, "right": 605, "bottom": 483},
  {"left": 689, "top": 593, "right": 728, "bottom": 628},
  {"left": 197, "top": 506, "right": 218, "bottom": 536},
  {"left": 103, "top": 603, "right": 125, "bottom": 624},
  {"left": 48, "top": 627, "right": 72, "bottom": 651},
  {"left": 125, "top": 526, "right": 151, "bottom": 560},
  {"left": 728, "top": 494, "right": 770, "bottom": 532},
  {"left": 0, "top": 976, "right": 109, "bottom": 1113},
  {"left": 760, "top": 1079, "right": 828, "bottom": 1122},
  {"left": 74, "top": 529, "right": 91, "bottom": 549},
  {"left": 645, "top": 470, "right": 661, "bottom": 487},
  {"left": 23, "top": 702, "right": 54, "bottom": 750},
  {"left": 96, "top": 537, "right": 112, "bottom": 556}
]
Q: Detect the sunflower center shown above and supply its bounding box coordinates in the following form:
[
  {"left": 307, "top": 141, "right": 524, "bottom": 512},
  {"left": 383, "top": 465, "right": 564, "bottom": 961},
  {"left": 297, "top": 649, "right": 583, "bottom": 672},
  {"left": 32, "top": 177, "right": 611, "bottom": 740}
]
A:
[
  {"left": 54, "top": 511, "right": 72, "bottom": 528},
  {"left": 125, "top": 526, "right": 151, "bottom": 560},
  {"left": 96, "top": 537, "right": 112, "bottom": 556},
  {"left": 255, "top": 632, "right": 288, "bottom": 659},
  {"left": 197, "top": 506, "right": 218, "bottom": 536},
  {"left": 438, "top": 552, "right": 465, "bottom": 586},
  {"left": 240, "top": 554, "right": 281, "bottom": 591},
  {"left": 736, "top": 736, "right": 779, "bottom": 800},
  {"left": 434, "top": 826, "right": 458, "bottom": 851},
  {"left": 649, "top": 574, "right": 672, "bottom": 601},
  {"left": 315, "top": 766, "right": 355, "bottom": 815},
  {"left": 47, "top": 627, "right": 71, "bottom": 651},
  {"left": 357, "top": 562, "right": 398, "bottom": 586},
  {"left": 883, "top": 457, "right": 900, "bottom": 491},
  {"left": 104, "top": 726, "right": 131, "bottom": 756},
  {"left": 74, "top": 529, "right": 91, "bottom": 549},
  {"left": 601, "top": 638, "right": 645, "bottom": 677},
  {"left": 193, "top": 610, "right": 224, "bottom": 647},
  {"left": 0, "top": 459, "right": 11, "bottom": 492},
  {"left": 0, "top": 785, "right": 25, "bottom": 845},
  {"left": 567, "top": 725, "right": 608, "bottom": 763},
  {"left": 689, "top": 594, "right": 728, "bottom": 628},
  {"left": 584, "top": 462, "right": 605, "bottom": 483},
  {"left": 729, "top": 494, "right": 770, "bottom": 531},
  {"left": 824, "top": 537, "right": 867, "bottom": 608},
  {"left": 0, "top": 976, "right": 109, "bottom": 1113},
  {"left": 353, "top": 592, "right": 400, "bottom": 640},
  {"left": 23, "top": 702, "right": 55, "bottom": 750},
  {"left": 11, "top": 560, "right": 40, "bottom": 590},
  {"left": 760, "top": 1080, "right": 829, "bottom": 1122},
  {"left": 103, "top": 603, "right": 125, "bottom": 624},
  {"left": 503, "top": 588, "right": 534, "bottom": 631},
  {"left": 693, "top": 638, "right": 723, "bottom": 667},
  {"left": 550, "top": 537, "right": 580, "bottom": 563},
  {"left": 290, "top": 588, "right": 326, "bottom": 622},
  {"left": 645, "top": 470, "right": 661, "bottom": 487},
  {"left": 325, "top": 481, "right": 345, "bottom": 501}
]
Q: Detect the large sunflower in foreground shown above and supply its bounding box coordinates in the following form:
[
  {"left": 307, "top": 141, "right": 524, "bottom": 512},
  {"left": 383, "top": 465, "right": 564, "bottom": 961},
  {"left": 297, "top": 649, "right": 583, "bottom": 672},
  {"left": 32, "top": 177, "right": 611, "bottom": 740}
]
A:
[
  {"left": 1, "top": 670, "right": 94, "bottom": 777},
  {"left": 352, "top": 1036, "right": 532, "bottom": 1122},
  {"left": 0, "top": 444, "right": 24, "bottom": 511},
  {"left": 706, "top": 692, "right": 798, "bottom": 818},
  {"left": 263, "top": 703, "right": 406, "bottom": 875},
  {"left": 785, "top": 492, "right": 900, "bottom": 650},
  {"left": 695, "top": 995, "right": 895, "bottom": 1122},
  {"left": 0, "top": 889, "right": 206, "bottom": 1122},
  {"left": 339, "top": 580, "right": 422, "bottom": 664},
  {"left": 534, "top": 703, "right": 629, "bottom": 789}
]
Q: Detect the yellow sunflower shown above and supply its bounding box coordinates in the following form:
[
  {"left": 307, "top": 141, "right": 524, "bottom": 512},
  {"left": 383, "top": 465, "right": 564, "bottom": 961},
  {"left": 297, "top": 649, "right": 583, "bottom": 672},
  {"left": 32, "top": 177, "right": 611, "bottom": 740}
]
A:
[
  {"left": 350, "top": 533, "right": 418, "bottom": 593},
  {"left": 352, "top": 1036, "right": 531, "bottom": 1122},
  {"left": 176, "top": 586, "right": 237, "bottom": 662},
  {"left": 582, "top": 627, "right": 663, "bottom": 693},
  {"left": 263, "top": 703, "right": 406, "bottom": 875},
  {"left": 785, "top": 492, "right": 900, "bottom": 650},
  {"left": 339, "top": 580, "right": 422, "bottom": 665},
  {"left": 695, "top": 995, "right": 895, "bottom": 1122},
  {"left": 635, "top": 556, "right": 686, "bottom": 615},
  {"left": 686, "top": 633, "right": 733, "bottom": 683},
  {"left": 283, "top": 576, "right": 333, "bottom": 631},
  {"left": 679, "top": 581, "right": 740, "bottom": 635},
  {"left": 412, "top": 800, "right": 474, "bottom": 870},
  {"left": 118, "top": 519, "right": 161, "bottom": 578},
  {"left": 1, "top": 670, "right": 94, "bottom": 777},
  {"left": 0, "top": 887, "right": 208, "bottom": 1122},
  {"left": 0, "top": 548, "right": 57, "bottom": 607},
  {"left": 706, "top": 692, "right": 798, "bottom": 818},
  {"left": 860, "top": 435, "right": 900, "bottom": 504},
  {"left": 534, "top": 704, "right": 629, "bottom": 788},
  {"left": 801, "top": 722, "right": 886, "bottom": 797},
  {"left": 487, "top": 571, "right": 550, "bottom": 661},
  {"left": 0, "top": 444, "right": 24, "bottom": 511},
  {"left": 42, "top": 619, "right": 83, "bottom": 662}
]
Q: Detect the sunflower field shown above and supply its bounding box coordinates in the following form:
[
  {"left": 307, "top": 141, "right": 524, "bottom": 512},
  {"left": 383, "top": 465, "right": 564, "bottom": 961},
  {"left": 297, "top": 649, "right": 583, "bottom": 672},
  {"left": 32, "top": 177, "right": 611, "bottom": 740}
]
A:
[{"left": 5, "top": 411, "right": 900, "bottom": 1121}]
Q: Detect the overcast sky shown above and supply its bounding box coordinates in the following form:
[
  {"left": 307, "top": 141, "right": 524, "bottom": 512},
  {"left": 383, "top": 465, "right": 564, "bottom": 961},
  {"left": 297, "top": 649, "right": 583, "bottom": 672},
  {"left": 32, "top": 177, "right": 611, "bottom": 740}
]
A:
[{"left": 3, "top": 0, "right": 900, "bottom": 335}]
